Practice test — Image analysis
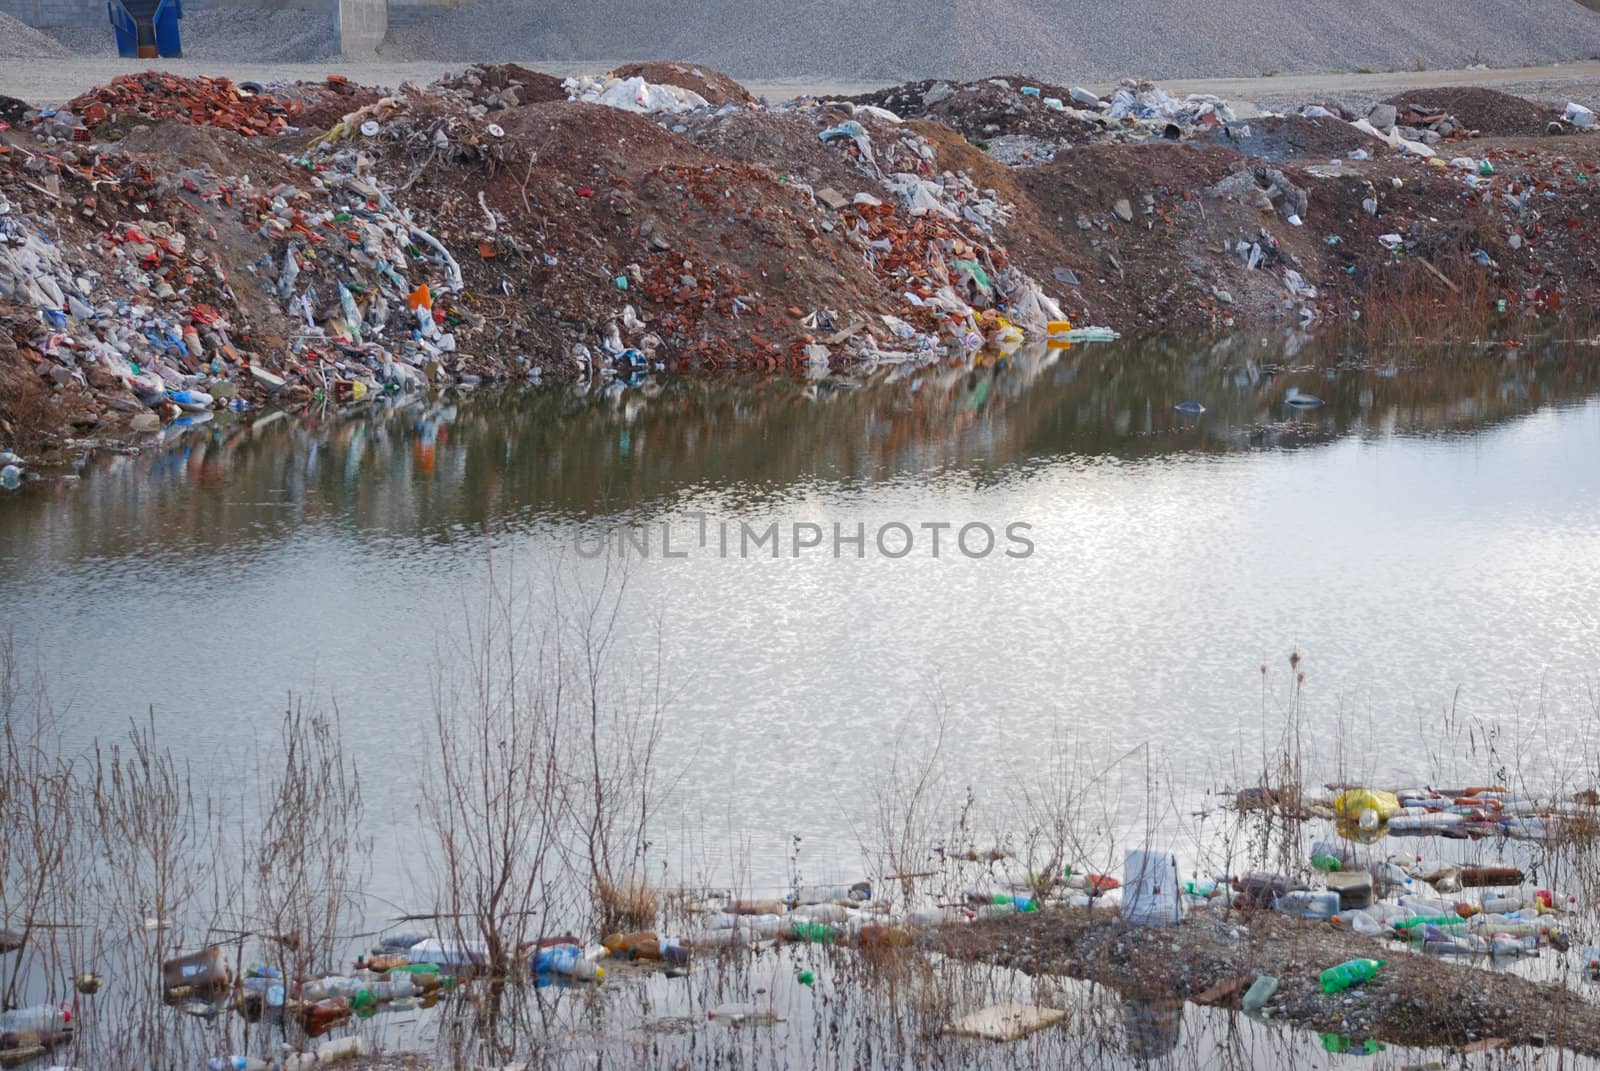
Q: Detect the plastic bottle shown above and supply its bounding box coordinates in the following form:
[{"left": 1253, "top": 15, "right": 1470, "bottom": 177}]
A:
[
  {"left": 792, "top": 884, "right": 861, "bottom": 905},
  {"left": 736, "top": 914, "right": 783, "bottom": 939},
  {"left": 207, "top": 1058, "right": 270, "bottom": 1071},
  {"left": 602, "top": 931, "right": 658, "bottom": 957},
  {"left": 1319, "top": 958, "right": 1384, "bottom": 994},
  {"left": 1490, "top": 935, "right": 1539, "bottom": 958},
  {"left": 162, "top": 947, "right": 231, "bottom": 994},
  {"left": 386, "top": 962, "right": 440, "bottom": 977},
  {"left": 314, "top": 1036, "right": 365, "bottom": 1064},
  {"left": 708, "top": 1002, "right": 780, "bottom": 1024},
  {"left": 1311, "top": 853, "right": 1342, "bottom": 873},
  {"left": 796, "top": 903, "right": 850, "bottom": 923},
  {"left": 406, "top": 937, "right": 488, "bottom": 969},
  {"left": 1422, "top": 927, "right": 1485, "bottom": 955},
  {"left": 241, "top": 977, "right": 286, "bottom": 1007},
  {"left": 533, "top": 945, "right": 603, "bottom": 980},
  {"left": 1338, "top": 912, "right": 1383, "bottom": 936},
  {"left": 301, "top": 996, "right": 351, "bottom": 1036},
  {"left": 1274, "top": 890, "right": 1340, "bottom": 920},
  {"left": 656, "top": 937, "right": 691, "bottom": 965},
  {"left": 1241, "top": 974, "right": 1278, "bottom": 1011},
  {"left": 786, "top": 921, "right": 841, "bottom": 943},
  {"left": 0, "top": 1005, "right": 70, "bottom": 1033},
  {"left": 377, "top": 930, "right": 433, "bottom": 952}
]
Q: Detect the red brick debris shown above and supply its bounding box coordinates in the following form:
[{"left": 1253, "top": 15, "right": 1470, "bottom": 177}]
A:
[{"left": 66, "top": 72, "right": 304, "bottom": 137}]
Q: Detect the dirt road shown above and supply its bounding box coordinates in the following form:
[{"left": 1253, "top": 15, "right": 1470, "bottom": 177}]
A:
[{"left": 3, "top": 57, "right": 1600, "bottom": 109}]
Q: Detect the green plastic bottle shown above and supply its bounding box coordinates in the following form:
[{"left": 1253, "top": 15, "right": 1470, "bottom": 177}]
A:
[
  {"left": 1311, "top": 853, "right": 1342, "bottom": 873},
  {"left": 788, "top": 922, "right": 838, "bottom": 944},
  {"left": 1319, "top": 958, "right": 1384, "bottom": 994},
  {"left": 388, "top": 963, "right": 441, "bottom": 975},
  {"left": 1391, "top": 916, "right": 1463, "bottom": 932}
]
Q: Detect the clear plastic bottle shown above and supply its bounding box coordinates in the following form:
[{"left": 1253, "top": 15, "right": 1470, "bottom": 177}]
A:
[
  {"left": 1275, "top": 890, "right": 1340, "bottom": 920},
  {"left": 207, "top": 1058, "right": 270, "bottom": 1071},
  {"left": 1490, "top": 935, "right": 1539, "bottom": 958},
  {"left": 709, "top": 1002, "right": 780, "bottom": 1024},
  {"left": 1241, "top": 974, "right": 1278, "bottom": 1011},
  {"left": 0, "top": 1005, "right": 71, "bottom": 1033}
]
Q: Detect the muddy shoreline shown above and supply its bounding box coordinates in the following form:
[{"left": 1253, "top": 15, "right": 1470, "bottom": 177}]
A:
[{"left": 940, "top": 899, "right": 1600, "bottom": 1055}]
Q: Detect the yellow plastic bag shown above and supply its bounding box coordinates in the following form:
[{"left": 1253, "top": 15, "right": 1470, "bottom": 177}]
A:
[{"left": 1334, "top": 788, "right": 1401, "bottom": 821}]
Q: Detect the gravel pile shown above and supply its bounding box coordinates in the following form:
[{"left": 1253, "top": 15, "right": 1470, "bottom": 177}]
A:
[
  {"left": 44, "top": 8, "right": 338, "bottom": 62},
  {"left": 379, "top": 0, "right": 1600, "bottom": 81},
  {"left": 0, "top": 11, "right": 71, "bottom": 58}
]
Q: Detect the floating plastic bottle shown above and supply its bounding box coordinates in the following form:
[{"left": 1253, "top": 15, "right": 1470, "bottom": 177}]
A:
[
  {"left": 407, "top": 937, "right": 488, "bottom": 969},
  {"left": 709, "top": 1002, "right": 780, "bottom": 1024},
  {"left": 533, "top": 944, "right": 603, "bottom": 981},
  {"left": 786, "top": 921, "right": 840, "bottom": 944},
  {"left": 1318, "top": 958, "right": 1384, "bottom": 994},
  {"left": 0, "top": 1005, "right": 71, "bottom": 1033}
]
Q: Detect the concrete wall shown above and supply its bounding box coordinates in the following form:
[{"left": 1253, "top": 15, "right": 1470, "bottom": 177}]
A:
[{"left": 334, "top": 0, "right": 384, "bottom": 54}]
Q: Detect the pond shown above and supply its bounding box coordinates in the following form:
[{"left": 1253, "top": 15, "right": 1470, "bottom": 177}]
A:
[{"left": 3, "top": 337, "right": 1600, "bottom": 899}]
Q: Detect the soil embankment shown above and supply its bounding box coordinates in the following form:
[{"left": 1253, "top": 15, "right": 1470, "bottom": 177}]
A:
[{"left": 2, "top": 64, "right": 1597, "bottom": 457}]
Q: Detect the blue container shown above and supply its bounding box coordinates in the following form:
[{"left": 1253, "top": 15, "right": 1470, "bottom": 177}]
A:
[{"left": 108, "top": 0, "right": 182, "bottom": 58}]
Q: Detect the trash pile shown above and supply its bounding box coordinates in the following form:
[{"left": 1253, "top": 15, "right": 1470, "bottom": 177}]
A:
[
  {"left": 2, "top": 65, "right": 1596, "bottom": 452},
  {"left": 844, "top": 76, "right": 1100, "bottom": 147},
  {"left": 1200, "top": 784, "right": 1597, "bottom": 963},
  {"left": 1102, "top": 80, "right": 1236, "bottom": 129},
  {"left": 842, "top": 76, "right": 1238, "bottom": 162},
  {"left": 64, "top": 72, "right": 310, "bottom": 137},
  {"left": 564, "top": 74, "right": 711, "bottom": 115},
  {"left": 432, "top": 62, "right": 567, "bottom": 111}
]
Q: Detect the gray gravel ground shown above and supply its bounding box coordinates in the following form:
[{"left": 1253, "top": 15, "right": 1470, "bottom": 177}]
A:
[
  {"left": 0, "top": 11, "right": 70, "bottom": 58},
  {"left": 41, "top": 8, "right": 339, "bottom": 62},
  {"left": 376, "top": 0, "right": 1600, "bottom": 82}
]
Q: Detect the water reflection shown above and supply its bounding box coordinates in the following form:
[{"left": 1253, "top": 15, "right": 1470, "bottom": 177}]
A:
[{"left": 2, "top": 334, "right": 1595, "bottom": 567}]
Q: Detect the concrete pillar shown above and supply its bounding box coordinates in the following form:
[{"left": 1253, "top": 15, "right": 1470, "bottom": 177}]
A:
[{"left": 336, "top": 0, "right": 386, "bottom": 55}]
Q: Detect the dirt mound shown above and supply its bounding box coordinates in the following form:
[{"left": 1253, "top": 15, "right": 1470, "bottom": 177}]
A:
[
  {"left": 1382, "top": 87, "right": 1564, "bottom": 138},
  {"left": 674, "top": 110, "right": 883, "bottom": 200},
  {"left": 435, "top": 63, "right": 568, "bottom": 109},
  {"left": 113, "top": 121, "right": 263, "bottom": 174},
  {"left": 608, "top": 62, "right": 755, "bottom": 107},
  {"left": 1012, "top": 141, "right": 1262, "bottom": 329},
  {"left": 1204, "top": 115, "right": 1377, "bottom": 163},
  {"left": 846, "top": 76, "right": 1098, "bottom": 143}
]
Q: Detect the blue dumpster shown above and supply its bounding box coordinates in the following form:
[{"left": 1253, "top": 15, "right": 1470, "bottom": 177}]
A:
[{"left": 108, "top": 0, "right": 182, "bottom": 58}]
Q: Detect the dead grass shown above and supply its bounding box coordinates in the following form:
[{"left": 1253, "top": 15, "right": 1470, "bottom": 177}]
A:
[{"left": 594, "top": 875, "right": 659, "bottom": 934}]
